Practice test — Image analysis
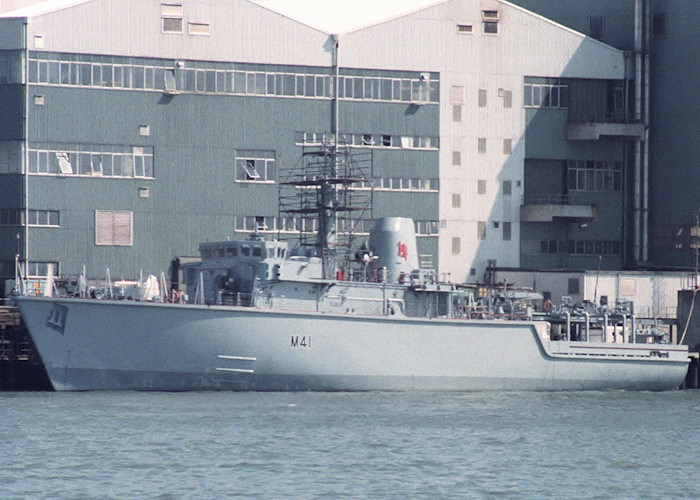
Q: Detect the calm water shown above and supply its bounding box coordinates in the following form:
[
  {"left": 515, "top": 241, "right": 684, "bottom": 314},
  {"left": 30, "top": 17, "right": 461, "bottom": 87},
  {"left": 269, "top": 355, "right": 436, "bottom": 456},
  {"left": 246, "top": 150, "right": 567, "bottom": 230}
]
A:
[{"left": 1, "top": 391, "right": 698, "bottom": 498}]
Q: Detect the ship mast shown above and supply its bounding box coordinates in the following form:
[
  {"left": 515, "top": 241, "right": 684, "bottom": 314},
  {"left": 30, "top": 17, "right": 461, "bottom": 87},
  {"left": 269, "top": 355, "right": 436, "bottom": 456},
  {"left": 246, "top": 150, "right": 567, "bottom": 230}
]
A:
[
  {"left": 278, "top": 35, "right": 373, "bottom": 279},
  {"left": 315, "top": 35, "right": 341, "bottom": 279}
]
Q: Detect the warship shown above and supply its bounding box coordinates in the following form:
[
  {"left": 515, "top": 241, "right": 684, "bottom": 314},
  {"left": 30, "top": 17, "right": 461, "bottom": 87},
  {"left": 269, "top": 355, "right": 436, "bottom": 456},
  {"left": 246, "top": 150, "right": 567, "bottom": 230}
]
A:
[{"left": 13, "top": 143, "right": 690, "bottom": 391}]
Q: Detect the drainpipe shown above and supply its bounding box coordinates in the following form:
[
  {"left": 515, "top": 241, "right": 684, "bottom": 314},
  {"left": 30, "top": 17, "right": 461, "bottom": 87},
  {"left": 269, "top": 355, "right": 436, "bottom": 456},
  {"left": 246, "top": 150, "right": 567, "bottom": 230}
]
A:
[
  {"left": 633, "top": 0, "right": 643, "bottom": 264},
  {"left": 331, "top": 34, "right": 340, "bottom": 150},
  {"left": 622, "top": 51, "right": 633, "bottom": 265},
  {"left": 641, "top": 0, "right": 651, "bottom": 263},
  {"left": 22, "top": 19, "right": 29, "bottom": 278}
]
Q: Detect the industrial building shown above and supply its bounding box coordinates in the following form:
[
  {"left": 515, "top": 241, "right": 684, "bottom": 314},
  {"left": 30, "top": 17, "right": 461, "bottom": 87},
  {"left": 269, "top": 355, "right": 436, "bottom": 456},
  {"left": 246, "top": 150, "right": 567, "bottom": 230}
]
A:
[
  {"left": 511, "top": 0, "right": 700, "bottom": 270},
  {"left": 0, "top": 0, "right": 691, "bottom": 289}
]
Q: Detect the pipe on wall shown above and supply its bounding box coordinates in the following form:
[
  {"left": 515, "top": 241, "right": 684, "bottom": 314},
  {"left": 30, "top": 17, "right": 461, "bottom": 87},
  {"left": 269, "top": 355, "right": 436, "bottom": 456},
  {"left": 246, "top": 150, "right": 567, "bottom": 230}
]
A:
[
  {"left": 642, "top": 0, "right": 651, "bottom": 263},
  {"left": 633, "top": 0, "right": 642, "bottom": 264}
]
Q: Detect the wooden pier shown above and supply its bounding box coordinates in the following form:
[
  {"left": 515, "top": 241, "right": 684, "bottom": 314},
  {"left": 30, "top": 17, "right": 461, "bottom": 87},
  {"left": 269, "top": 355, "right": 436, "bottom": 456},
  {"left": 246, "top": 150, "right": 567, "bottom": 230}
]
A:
[{"left": 0, "top": 306, "right": 52, "bottom": 391}]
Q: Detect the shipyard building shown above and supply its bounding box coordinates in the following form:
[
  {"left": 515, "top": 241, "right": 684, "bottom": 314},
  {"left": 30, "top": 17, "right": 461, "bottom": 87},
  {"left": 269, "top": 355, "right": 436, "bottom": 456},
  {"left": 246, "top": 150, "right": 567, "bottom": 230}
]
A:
[{"left": 0, "top": 0, "right": 695, "bottom": 289}]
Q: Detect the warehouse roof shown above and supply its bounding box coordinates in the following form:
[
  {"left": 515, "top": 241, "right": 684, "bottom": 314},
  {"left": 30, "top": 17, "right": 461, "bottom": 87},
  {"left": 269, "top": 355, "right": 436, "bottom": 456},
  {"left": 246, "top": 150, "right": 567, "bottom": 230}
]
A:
[
  {"left": 0, "top": 0, "right": 93, "bottom": 17},
  {"left": 251, "top": 0, "right": 447, "bottom": 34},
  {"left": 1, "top": 0, "right": 448, "bottom": 33}
]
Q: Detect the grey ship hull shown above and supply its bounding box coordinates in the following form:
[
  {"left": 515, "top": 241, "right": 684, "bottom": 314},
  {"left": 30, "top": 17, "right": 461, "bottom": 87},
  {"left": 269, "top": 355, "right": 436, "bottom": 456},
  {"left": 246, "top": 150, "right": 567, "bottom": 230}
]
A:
[{"left": 15, "top": 296, "right": 689, "bottom": 391}]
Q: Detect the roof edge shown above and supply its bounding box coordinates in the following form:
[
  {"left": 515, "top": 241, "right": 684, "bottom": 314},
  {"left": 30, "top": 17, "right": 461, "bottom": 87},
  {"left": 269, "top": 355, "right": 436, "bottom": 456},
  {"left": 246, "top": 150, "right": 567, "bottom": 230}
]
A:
[
  {"left": 0, "top": 0, "right": 95, "bottom": 19},
  {"left": 499, "top": 0, "right": 624, "bottom": 55}
]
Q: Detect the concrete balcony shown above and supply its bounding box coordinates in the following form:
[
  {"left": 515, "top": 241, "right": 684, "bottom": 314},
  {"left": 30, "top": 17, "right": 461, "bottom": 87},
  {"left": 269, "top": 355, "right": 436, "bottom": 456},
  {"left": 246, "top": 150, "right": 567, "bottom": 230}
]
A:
[
  {"left": 567, "top": 118, "right": 645, "bottom": 141},
  {"left": 521, "top": 195, "right": 597, "bottom": 222}
]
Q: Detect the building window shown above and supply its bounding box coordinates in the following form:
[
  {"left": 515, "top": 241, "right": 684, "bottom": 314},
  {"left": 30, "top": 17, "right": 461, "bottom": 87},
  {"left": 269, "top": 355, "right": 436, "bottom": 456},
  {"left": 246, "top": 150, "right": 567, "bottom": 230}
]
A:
[
  {"left": 567, "top": 160, "right": 622, "bottom": 192},
  {"left": 653, "top": 13, "right": 666, "bottom": 37},
  {"left": 477, "top": 221, "right": 486, "bottom": 240},
  {"left": 453, "top": 105, "right": 462, "bottom": 122},
  {"left": 452, "top": 237, "right": 461, "bottom": 255},
  {"left": 188, "top": 22, "right": 210, "bottom": 35},
  {"left": 502, "top": 222, "right": 511, "bottom": 241},
  {"left": 0, "top": 209, "right": 21, "bottom": 226},
  {"left": 483, "top": 22, "right": 498, "bottom": 34},
  {"left": 56, "top": 152, "right": 73, "bottom": 174},
  {"left": 162, "top": 4, "right": 184, "bottom": 33},
  {"left": 452, "top": 193, "right": 461, "bottom": 208},
  {"left": 568, "top": 278, "right": 580, "bottom": 295},
  {"left": 450, "top": 85, "right": 464, "bottom": 104},
  {"left": 0, "top": 51, "right": 22, "bottom": 84},
  {"left": 482, "top": 10, "right": 499, "bottom": 34},
  {"left": 589, "top": 16, "right": 604, "bottom": 40},
  {"left": 457, "top": 24, "right": 473, "bottom": 34},
  {"left": 452, "top": 151, "right": 461, "bottom": 166},
  {"left": 477, "top": 180, "right": 486, "bottom": 195},
  {"left": 503, "top": 180, "right": 512, "bottom": 195},
  {"left": 27, "top": 210, "right": 60, "bottom": 227},
  {"left": 478, "top": 89, "right": 487, "bottom": 107},
  {"left": 26, "top": 262, "right": 59, "bottom": 278},
  {"left": 478, "top": 138, "right": 486, "bottom": 153},
  {"left": 524, "top": 77, "right": 569, "bottom": 108},
  {"left": 235, "top": 150, "right": 275, "bottom": 182},
  {"left": 0, "top": 141, "right": 21, "bottom": 174},
  {"left": 415, "top": 220, "right": 439, "bottom": 236},
  {"left": 95, "top": 210, "right": 133, "bottom": 246},
  {"left": 503, "top": 139, "right": 512, "bottom": 154},
  {"left": 500, "top": 89, "right": 512, "bottom": 108},
  {"left": 164, "top": 70, "right": 177, "bottom": 92}
]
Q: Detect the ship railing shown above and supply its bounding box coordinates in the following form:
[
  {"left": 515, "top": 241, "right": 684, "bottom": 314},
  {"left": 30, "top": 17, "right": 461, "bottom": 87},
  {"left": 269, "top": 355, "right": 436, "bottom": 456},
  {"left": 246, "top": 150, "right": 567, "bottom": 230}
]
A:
[{"left": 236, "top": 292, "right": 252, "bottom": 307}]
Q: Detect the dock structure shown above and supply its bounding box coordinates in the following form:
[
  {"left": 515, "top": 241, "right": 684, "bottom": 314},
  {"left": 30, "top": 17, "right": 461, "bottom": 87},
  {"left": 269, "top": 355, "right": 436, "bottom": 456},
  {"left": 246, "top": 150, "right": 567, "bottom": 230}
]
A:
[{"left": 0, "top": 306, "right": 52, "bottom": 391}]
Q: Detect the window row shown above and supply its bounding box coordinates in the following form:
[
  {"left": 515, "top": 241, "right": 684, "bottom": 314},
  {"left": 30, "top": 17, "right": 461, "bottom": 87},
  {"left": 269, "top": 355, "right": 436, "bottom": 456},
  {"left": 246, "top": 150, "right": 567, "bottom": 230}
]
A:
[
  {"left": 296, "top": 132, "right": 439, "bottom": 150},
  {"left": 336, "top": 76, "right": 436, "bottom": 103},
  {"left": 524, "top": 77, "right": 569, "bottom": 108},
  {"left": 567, "top": 160, "right": 622, "bottom": 192},
  {"left": 0, "top": 209, "right": 60, "bottom": 227},
  {"left": 0, "top": 259, "right": 59, "bottom": 279},
  {"left": 27, "top": 143, "right": 154, "bottom": 178},
  {"left": 28, "top": 52, "right": 438, "bottom": 104},
  {"left": 26, "top": 261, "right": 60, "bottom": 278},
  {"left": 298, "top": 177, "right": 438, "bottom": 192},
  {"left": 234, "top": 216, "right": 438, "bottom": 236},
  {"left": 372, "top": 178, "right": 438, "bottom": 192},
  {"left": 539, "top": 239, "right": 621, "bottom": 256}
]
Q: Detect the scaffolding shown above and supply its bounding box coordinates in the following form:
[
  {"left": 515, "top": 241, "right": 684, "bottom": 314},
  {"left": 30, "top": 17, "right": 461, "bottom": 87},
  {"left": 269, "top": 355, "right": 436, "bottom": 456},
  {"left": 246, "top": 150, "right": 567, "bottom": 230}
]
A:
[{"left": 278, "top": 139, "right": 373, "bottom": 276}]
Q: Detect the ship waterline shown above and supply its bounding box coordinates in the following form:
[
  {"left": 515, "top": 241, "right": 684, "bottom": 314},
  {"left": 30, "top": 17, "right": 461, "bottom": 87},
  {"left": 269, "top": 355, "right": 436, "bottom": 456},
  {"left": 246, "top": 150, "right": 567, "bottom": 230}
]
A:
[{"left": 15, "top": 296, "right": 690, "bottom": 392}]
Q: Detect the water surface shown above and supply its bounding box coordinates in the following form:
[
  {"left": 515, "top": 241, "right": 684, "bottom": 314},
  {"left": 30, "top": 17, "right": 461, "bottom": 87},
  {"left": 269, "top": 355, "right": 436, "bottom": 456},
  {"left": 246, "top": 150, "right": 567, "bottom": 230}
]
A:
[{"left": 1, "top": 391, "right": 698, "bottom": 498}]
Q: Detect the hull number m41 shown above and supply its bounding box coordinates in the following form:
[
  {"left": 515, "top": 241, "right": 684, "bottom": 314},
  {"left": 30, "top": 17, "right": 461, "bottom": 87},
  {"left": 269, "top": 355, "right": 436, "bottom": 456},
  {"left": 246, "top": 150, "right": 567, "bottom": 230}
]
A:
[{"left": 291, "top": 335, "right": 311, "bottom": 348}]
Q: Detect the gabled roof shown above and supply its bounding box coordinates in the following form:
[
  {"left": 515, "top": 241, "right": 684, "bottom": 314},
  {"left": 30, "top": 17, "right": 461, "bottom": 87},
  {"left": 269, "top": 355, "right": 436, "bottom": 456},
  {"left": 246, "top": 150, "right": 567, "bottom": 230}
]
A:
[
  {"left": 250, "top": 0, "right": 448, "bottom": 35},
  {"left": 0, "top": 0, "right": 93, "bottom": 18}
]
